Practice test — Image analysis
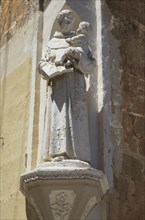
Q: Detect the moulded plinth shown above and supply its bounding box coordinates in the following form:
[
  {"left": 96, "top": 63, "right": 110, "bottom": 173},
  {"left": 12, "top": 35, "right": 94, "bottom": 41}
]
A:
[{"left": 20, "top": 160, "right": 109, "bottom": 220}]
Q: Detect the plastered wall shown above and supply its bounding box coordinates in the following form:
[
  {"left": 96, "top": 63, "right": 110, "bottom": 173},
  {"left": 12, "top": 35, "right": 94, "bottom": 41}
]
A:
[
  {"left": 0, "top": 1, "right": 40, "bottom": 219},
  {"left": 1, "top": 58, "right": 31, "bottom": 220}
]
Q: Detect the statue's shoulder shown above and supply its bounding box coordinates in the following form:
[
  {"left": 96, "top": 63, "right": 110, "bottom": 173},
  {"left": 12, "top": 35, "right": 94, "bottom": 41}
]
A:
[
  {"left": 46, "top": 31, "right": 71, "bottom": 49},
  {"left": 47, "top": 37, "right": 68, "bottom": 49}
]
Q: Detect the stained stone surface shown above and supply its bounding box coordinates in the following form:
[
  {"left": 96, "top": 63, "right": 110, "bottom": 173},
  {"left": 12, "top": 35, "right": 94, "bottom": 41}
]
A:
[
  {"left": 104, "top": 1, "right": 145, "bottom": 220},
  {"left": 39, "top": 9, "right": 96, "bottom": 163},
  {"left": 20, "top": 160, "right": 109, "bottom": 220}
]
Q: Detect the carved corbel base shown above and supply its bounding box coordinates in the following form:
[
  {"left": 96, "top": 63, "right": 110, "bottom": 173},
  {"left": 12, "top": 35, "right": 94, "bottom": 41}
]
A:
[{"left": 20, "top": 160, "right": 109, "bottom": 220}]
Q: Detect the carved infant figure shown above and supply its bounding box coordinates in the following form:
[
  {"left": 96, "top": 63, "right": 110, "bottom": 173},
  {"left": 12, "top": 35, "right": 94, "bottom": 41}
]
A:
[{"left": 55, "top": 21, "right": 93, "bottom": 68}]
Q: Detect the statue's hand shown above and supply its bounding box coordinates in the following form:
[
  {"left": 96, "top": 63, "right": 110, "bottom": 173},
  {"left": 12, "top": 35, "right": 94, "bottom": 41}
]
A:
[{"left": 66, "top": 38, "right": 71, "bottom": 43}]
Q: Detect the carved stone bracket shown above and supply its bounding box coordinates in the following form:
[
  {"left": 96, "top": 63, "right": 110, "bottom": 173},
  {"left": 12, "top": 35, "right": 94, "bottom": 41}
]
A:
[{"left": 20, "top": 160, "right": 109, "bottom": 220}]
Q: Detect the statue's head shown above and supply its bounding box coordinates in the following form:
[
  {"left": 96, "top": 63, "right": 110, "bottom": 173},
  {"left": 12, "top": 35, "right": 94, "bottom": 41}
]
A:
[
  {"left": 57, "top": 9, "right": 75, "bottom": 34},
  {"left": 77, "top": 21, "right": 92, "bottom": 36}
]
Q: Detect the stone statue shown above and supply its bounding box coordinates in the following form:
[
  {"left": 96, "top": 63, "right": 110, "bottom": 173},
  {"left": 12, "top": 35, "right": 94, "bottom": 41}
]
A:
[{"left": 39, "top": 9, "right": 95, "bottom": 162}]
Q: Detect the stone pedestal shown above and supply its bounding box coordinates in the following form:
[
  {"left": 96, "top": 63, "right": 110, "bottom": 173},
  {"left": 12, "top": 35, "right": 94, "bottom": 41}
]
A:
[{"left": 20, "top": 160, "right": 109, "bottom": 220}]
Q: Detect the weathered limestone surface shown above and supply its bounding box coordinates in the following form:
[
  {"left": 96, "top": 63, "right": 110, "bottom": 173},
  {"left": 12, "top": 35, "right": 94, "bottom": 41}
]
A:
[
  {"left": 105, "top": 0, "right": 145, "bottom": 219},
  {"left": 20, "top": 7, "right": 109, "bottom": 220},
  {"left": 20, "top": 160, "right": 109, "bottom": 220},
  {"left": 39, "top": 9, "right": 95, "bottom": 163},
  {"left": 1, "top": 0, "right": 144, "bottom": 219}
]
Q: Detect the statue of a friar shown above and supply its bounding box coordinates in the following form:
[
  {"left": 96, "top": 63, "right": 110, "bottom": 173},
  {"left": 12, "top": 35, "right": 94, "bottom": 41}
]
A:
[{"left": 39, "top": 9, "right": 95, "bottom": 162}]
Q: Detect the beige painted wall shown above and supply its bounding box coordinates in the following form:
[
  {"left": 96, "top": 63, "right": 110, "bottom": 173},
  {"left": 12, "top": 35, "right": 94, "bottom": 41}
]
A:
[
  {"left": 0, "top": 58, "right": 32, "bottom": 220},
  {"left": 0, "top": 4, "right": 42, "bottom": 217}
]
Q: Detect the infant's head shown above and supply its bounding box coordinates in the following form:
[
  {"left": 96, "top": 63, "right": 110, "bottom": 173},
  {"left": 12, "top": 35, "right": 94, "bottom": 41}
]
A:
[{"left": 77, "top": 21, "right": 92, "bottom": 35}]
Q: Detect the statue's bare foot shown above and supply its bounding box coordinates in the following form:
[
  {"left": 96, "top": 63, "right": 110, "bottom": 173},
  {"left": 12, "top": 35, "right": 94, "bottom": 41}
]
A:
[{"left": 52, "top": 156, "right": 65, "bottom": 162}]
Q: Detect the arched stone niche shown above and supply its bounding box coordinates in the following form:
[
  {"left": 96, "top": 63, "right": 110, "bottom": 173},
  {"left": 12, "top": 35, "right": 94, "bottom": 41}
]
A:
[{"left": 20, "top": 1, "right": 109, "bottom": 220}]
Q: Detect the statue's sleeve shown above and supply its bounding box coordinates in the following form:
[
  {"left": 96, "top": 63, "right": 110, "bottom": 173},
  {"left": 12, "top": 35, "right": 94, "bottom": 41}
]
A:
[{"left": 76, "top": 46, "right": 96, "bottom": 76}]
